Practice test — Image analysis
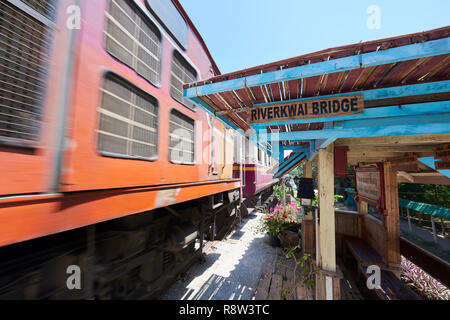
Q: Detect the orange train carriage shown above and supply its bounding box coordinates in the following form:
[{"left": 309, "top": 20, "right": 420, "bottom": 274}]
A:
[{"left": 0, "top": 0, "right": 275, "bottom": 299}]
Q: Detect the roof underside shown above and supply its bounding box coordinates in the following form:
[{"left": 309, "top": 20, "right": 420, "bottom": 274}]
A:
[
  {"left": 184, "top": 26, "right": 450, "bottom": 142},
  {"left": 184, "top": 26, "right": 450, "bottom": 182}
]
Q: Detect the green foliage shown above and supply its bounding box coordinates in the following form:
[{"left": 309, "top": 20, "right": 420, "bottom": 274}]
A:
[
  {"left": 399, "top": 183, "right": 450, "bottom": 209},
  {"left": 289, "top": 165, "right": 302, "bottom": 177},
  {"left": 283, "top": 248, "right": 322, "bottom": 291},
  {"left": 310, "top": 193, "right": 343, "bottom": 207},
  {"left": 273, "top": 185, "right": 283, "bottom": 201},
  {"left": 273, "top": 184, "right": 293, "bottom": 202}
]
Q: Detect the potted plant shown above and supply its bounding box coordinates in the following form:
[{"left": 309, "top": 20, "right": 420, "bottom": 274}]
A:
[{"left": 257, "top": 203, "right": 302, "bottom": 247}]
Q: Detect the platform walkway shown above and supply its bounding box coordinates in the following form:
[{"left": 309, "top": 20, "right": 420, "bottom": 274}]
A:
[
  {"left": 162, "top": 207, "right": 366, "bottom": 300},
  {"left": 162, "top": 209, "right": 278, "bottom": 300}
]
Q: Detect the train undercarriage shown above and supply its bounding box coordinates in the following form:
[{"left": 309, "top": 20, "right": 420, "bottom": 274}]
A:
[{"left": 0, "top": 189, "right": 242, "bottom": 300}]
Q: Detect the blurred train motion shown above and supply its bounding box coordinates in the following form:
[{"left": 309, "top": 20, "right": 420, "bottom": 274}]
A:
[{"left": 0, "top": 0, "right": 277, "bottom": 299}]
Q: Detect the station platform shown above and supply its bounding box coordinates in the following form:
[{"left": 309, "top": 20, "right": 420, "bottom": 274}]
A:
[{"left": 162, "top": 208, "right": 278, "bottom": 300}]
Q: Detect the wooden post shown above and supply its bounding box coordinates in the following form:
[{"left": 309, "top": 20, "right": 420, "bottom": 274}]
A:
[
  {"left": 441, "top": 218, "right": 446, "bottom": 237},
  {"left": 358, "top": 200, "right": 368, "bottom": 215},
  {"left": 406, "top": 208, "right": 412, "bottom": 232},
  {"left": 431, "top": 216, "right": 437, "bottom": 243},
  {"left": 316, "top": 143, "right": 340, "bottom": 300},
  {"left": 383, "top": 162, "right": 401, "bottom": 274}
]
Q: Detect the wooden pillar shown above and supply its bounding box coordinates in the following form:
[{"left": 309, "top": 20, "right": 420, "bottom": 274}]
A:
[
  {"left": 315, "top": 143, "right": 340, "bottom": 300},
  {"left": 357, "top": 200, "right": 368, "bottom": 239},
  {"left": 383, "top": 162, "right": 401, "bottom": 273},
  {"left": 358, "top": 200, "right": 368, "bottom": 215}
]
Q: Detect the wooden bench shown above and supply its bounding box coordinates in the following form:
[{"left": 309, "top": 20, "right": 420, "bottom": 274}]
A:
[
  {"left": 343, "top": 236, "right": 384, "bottom": 278},
  {"left": 357, "top": 265, "right": 421, "bottom": 300},
  {"left": 343, "top": 236, "right": 421, "bottom": 300}
]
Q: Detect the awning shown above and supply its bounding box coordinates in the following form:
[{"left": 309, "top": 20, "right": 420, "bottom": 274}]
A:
[{"left": 184, "top": 26, "right": 450, "bottom": 143}]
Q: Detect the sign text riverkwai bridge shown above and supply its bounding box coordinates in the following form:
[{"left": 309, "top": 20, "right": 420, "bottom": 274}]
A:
[{"left": 249, "top": 94, "right": 364, "bottom": 124}]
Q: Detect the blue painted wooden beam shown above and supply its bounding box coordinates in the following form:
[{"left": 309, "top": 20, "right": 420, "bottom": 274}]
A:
[
  {"left": 276, "top": 152, "right": 305, "bottom": 174},
  {"left": 418, "top": 157, "right": 450, "bottom": 178},
  {"left": 259, "top": 115, "right": 450, "bottom": 141},
  {"left": 251, "top": 100, "right": 450, "bottom": 129},
  {"left": 190, "top": 96, "right": 239, "bottom": 130},
  {"left": 275, "top": 153, "right": 306, "bottom": 178},
  {"left": 278, "top": 143, "right": 285, "bottom": 163},
  {"left": 306, "top": 138, "right": 336, "bottom": 162},
  {"left": 185, "top": 38, "right": 450, "bottom": 98}
]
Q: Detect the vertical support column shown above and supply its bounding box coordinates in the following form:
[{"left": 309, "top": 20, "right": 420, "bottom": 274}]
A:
[
  {"left": 358, "top": 201, "right": 368, "bottom": 214},
  {"left": 279, "top": 143, "right": 285, "bottom": 164},
  {"left": 315, "top": 143, "right": 341, "bottom": 300},
  {"left": 318, "top": 144, "right": 336, "bottom": 272},
  {"left": 383, "top": 162, "right": 401, "bottom": 273},
  {"left": 358, "top": 200, "right": 368, "bottom": 238},
  {"left": 441, "top": 218, "right": 446, "bottom": 237},
  {"left": 406, "top": 208, "right": 412, "bottom": 232},
  {"left": 431, "top": 216, "right": 437, "bottom": 243}
]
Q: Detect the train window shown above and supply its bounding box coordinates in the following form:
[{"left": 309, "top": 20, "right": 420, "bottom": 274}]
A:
[
  {"left": 146, "top": 0, "right": 188, "bottom": 49},
  {"left": 169, "top": 109, "right": 195, "bottom": 164},
  {"left": 170, "top": 51, "right": 197, "bottom": 110},
  {"left": 0, "top": 0, "right": 55, "bottom": 147},
  {"left": 106, "top": 0, "right": 162, "bottom": 86},
  {"left": 257, "top": 148, "right": 262, "bottom": 164},
  {"left": 98, "top": 74, "right": 158, "bottom": 160}
]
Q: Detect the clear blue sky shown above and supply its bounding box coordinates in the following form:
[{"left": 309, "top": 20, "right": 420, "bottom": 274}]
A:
[{"left": 179, "top": 0, "right": 450, "bottom": 74}]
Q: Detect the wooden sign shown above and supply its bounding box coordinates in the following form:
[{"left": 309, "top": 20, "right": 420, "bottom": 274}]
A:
[
  {"left": 248, "top": 94, "right": 364, "bottom": 124},
  {"left": 356, "top": 170, "right": 381, "bottom": 202},
  {"left": 354, "top": 164, "right": 386, "bottom": 214}
]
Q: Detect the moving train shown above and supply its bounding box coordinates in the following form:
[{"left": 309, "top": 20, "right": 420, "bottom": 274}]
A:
[{"left": 0, "top": 0, "right": 277, "bottom": 299}]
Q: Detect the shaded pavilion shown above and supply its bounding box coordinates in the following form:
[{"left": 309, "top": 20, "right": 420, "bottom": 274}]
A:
[{"left": 184, "top": 26, "right": 450, "bottom": 299}]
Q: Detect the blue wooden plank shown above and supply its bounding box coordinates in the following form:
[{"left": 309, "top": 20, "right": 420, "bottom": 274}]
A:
[
  {"left": 251, "top": 100, "right": 450, "bottom": 129},
  {"left": 185, "top": 38, "right": 450, "bottom": 97},
  {"left": 259, "top": 119, "right": 450, "bottom": 141},
  {"left": 190, "top": 96, "right": 239, "bottom": 130},
  {"left": 246, "top": 38, "right": 450, "bottom": 88},
  {"left": 278, "top": 143, "right": 285, "bottom": 163},
  {"left": 275, "top": 154, "right": 306, "bottom": 178},
  {"left": 276, "top": 152, "right": 304, "bottom": 173},
  {"left": 345, "top": 113, "right": 450, "bottom": 128},
  {"left": 275, "top": 153, "right": 306, "bottom": 178}
]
